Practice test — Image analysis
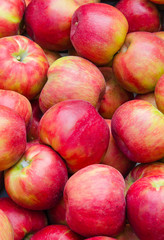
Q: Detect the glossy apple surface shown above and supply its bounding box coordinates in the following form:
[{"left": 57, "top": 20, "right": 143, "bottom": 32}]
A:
[
  {"left": 70, "top": 3, "right": 128, "bottom": 65},
  {"left": 39, "top": 100, "right": 109, "bottom": 173},
  {"left": 64, "top": 164, "right": 125, "bottom": 237},
  {"left": 0, "top": 209, "right": 14, "bottom": 240},
  {"left": 5, "top": 144, "right": 68, "bottom": 210},
  {"left": 155, "top": 75, "right": 164, "bottom": 113},
  {"left": 39, "top": 56, "right": 106, "bottom": 113},
  {"left": 111, "top": 100, "right": 164, "bottom": 163},
  {"left": 0, "top": 35, "right": 49, "bottom": 100}
]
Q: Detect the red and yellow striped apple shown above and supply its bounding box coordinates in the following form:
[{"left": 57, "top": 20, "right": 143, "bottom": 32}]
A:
[{"left": 155, "top": 75, "right": 164, "bottom": 113}]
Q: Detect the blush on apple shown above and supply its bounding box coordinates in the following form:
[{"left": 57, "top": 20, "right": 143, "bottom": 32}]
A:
[
  {"left": 155, "top": 74, "right": 164, "bottom": 113},
  {"left": 0, "top": 209, "right": 14, "bottom": 240}
]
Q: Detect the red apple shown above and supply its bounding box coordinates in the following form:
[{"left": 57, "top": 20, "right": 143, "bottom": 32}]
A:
[
  {"left": 0, "top": 0, "right": 25, "bottom": 38},
  {"left": 98, "top": 67, "right": 133, "bottom": 119},
  {"left": 70, "top": 3, "right": 128, "bottom": 65},
  {"left": 0, "top": 209, "right": 14, "bottom": 240},
  {"left": 102, "top": 120, "right": 135, "bottom": 177},
  {"left": 86, "top": 237, "right": 116, "bottom": 240},
  {"left": 0, "top": 35, "right": 49, "bottom": 100},
  {"left": 64, "top": 164, "right": 126, "bottom": 237},
  {"left": 126, "top": 175, "right": 164, "bottom": 240},
  {"left": 0, "top": 197, "right": 47, "bottom": 240},
  {"left": 135, "top": 92, "right": 157, "bottom": 108},
  {"left": 25, "top": 140, "right": 40, "bottom": 151},
  {"left": 0, "top": 105, "right": 26, "bottom": 171},
  {"left": 116, "top": 0, "right": 161, "bottom": 33},
  {"left": 155, "top": 74, "right": 164, "bottom": 113},
  {"left": 39, "top": 56, "right": 106, "bottom": 113},
  {"left": 113, "top": 32, "right": 164, "bottom": 94},
  {"left": 5, "top": 144, "right": 68, "bottom": 210},
  {"left": 111, "top": 100, "right": 164, "bottom": 163},
  {"left": 39, "top": 100, "right": 109, "bottom": 173},
  {"left": 30, "top": 225, "right": 83, "bottom": 240},
  {"left": 116, "top": 224, "right": 139, "bottom": 240},
  {"left": 43, "top": 49, "right": 61, "bottom": 66}
]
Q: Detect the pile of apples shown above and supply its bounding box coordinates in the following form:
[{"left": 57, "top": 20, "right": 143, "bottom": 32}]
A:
[{"left": 0, "top": 0, "right": 164, "bottom": 239}]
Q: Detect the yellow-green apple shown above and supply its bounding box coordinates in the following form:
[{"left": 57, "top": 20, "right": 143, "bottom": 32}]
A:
[
  {"left": 39, "top": 100, "right": 109, "bottom": 173},
  {"left": 0, "top": 105, "right": 26, "bottom": 171},
  {"left": 5, "top": 144, "right": 68, "bottom": 210},
  {"left": 43, "top": 49, "right": 61, "bottom": 66},
  {"left": 0, "top": 209, "right": 14, "bottom": 240},
  {"left": 0, "top": 197, "right": 47, "bottom": 240},
  {"left": 0, "top": 0, "right": 25, "bottom": 38},
  {"left": 111, "top": 100, "right": 164, "bottom": 163},
  {"left": 113, "top": 32, "right": 164, "bottom": 94},
  {"left": 102, "top": 120, "right": 135, "bottom": 177},
  {"left": 98, "top": 67, "right": 133, "bottom": 119},
  {"left": 150, "top": 0, "right": 164, "bottom": 4},
  {"left": 116, "top": 0, "right": 161, "bottom": 32},
  {"left": 30, "top": 225, "right": 83, "bottom": 240},
  {"left": 135, "top": 92, "right": 157, "bottom": 108},
  {"left": 125, "top": 162, "right": 164, "bottom": 194},
  {"left": 0, "top": 35, "right": 49, "bottom": 100},
  {"left": 39, "top": 56, "right": 106, "bottom": 113},
  {"left": 86, "top": 237, "right": 116, "bottom": 240},
  {"left": 126, "top": 175, "right": 164, "bottom": 240},
  {"left": 70, "top": 3, "right": 128, "bottom": 66},
  {"left": 47, "top": 197, "right": 67, "bottom": 225},
  {"left": 27, "top": 99, "right": 43, "bottom": 141},
  {"left": 0, "top": 90, "right": 32, "bottom": 129},
  {"left": 64, "top": 164, "right": 126, "bottom": 237},
  {"left": 116, "top": 224, "right": 139, "bottom": 240},
  {"left": 155, "top": 75, "right": 164, "bottom": 113}
]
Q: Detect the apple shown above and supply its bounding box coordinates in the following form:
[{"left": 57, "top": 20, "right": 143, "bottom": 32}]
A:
[
  {"left": 116, "top": 0, "right": 161, "bottom": 33},
  {"left": 27, "top": 99, "right": 43, "bottom": 141},
  {"left": 43, "top": 49, "right": 61, "bottom": 66},
  {"left": 111, "top": 100, "right": 164, "bottom": 163},
  {"left": 30, "top": 225, "right": 83, "bottom": 240},
  {"left": 5, "top": 144, "right": 68, "bottom": 210},
  {"left": 155, "top": 74, "right": 164, "bottom": 113},
  {"left": 113, "top": 32, "right": 164, "bottom": 94},
  {"left": 64, "top": 164, "right": 126, "bottom": 237},
  {"left": 39, "top": 56, "right": 106, "bottom": 113},
  {"left": 154, "top": 31, "right": 164, "bottom": 40},
  {"left": 0, "top": 197, "right": 47, "bottom": 240},
  {"left": 135, "top": 92, "right": 157, "bottom": 108},
  {"left": 39, "top": 100, "right": 109, "bottom": 173},
  {"left": 47, "top": 197, "right": 67, "bottom": 225},
  {"left": 25, "top": 140, "right": 40, "bottom": 151},
  {"left": 70, "top": 3, "right": 128, "bottom": 65},
  {"left": 0, "top": 35, "right": 49, "bottom": 100},
  {"left": 116, "top": 224, "right": 139, "bottom": 240},
  {"left": 0, "top": 209, "right": 14, "bottom": 240},
  {"left": 74, "top": 0, "right": 100, "bottom": 4},
  {"left": 126, "top": 175, "right": 164, "bottom": 240},
  {"left": 98, "top": 67, "right": 133, "bottom": 119},
  {"left": 25, "top": 0, "right": 31, "bottom": 6},
  {"left": 0, "top": 0, "right": 25, "bottom": 38},
  {"left": 102, "top": 120, "right": 135, "bottom": 177},
  {"left": 86, "top": 237, "right": 116, "bottom": 240}
]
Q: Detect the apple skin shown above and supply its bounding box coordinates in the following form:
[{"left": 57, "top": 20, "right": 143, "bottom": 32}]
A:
[
  {"left": 126, "top": 175, "right": 164, "bottom": 240},
  {"left": 74, "top": 0, "right": 99, "bottom": 4},
  {"left": 39, "top": 100, "right": 109, "bottom": 173},
  {"left": 70, "top": 3, "right": 128, "bottom": 66},
  {"left": 39, "top": 56, "right": 106, "bottom": 113},
  {"left": 30, "top": 225, "right": 83, "bottom": 240},
  {"left": 102, "top": 120, "right": 135, "bottom": 177},
  {"left": 86, "top": 237, "right": 116, "bottom": 240},
  {"left": 116, "top": 0, "right": 161, "bottom": 33},
  {"left": 0, "top": 197, "right": 47, "bottom": 240},
  {"left": 0, "top": 0, "right": 25, "bottom": 38},
  {"left": 0, "top": 105, "right": 26, "bottom": 171},
  {"left": 98, "top": 67, "right": 133, "bottom": 119},
  {"left": 25, "top": 0, "right": 31, "bottom": 6},
  {"left": 5, "top": 144, "right": 68, "bottom": 210},
  {"left": 43, "top": 49, "right": 61, "bottom": 66},
  {"left": 155, "top": 75, "right": 164, "bottom": 113},
  {"left": 135, "top": 92, "right": 157, "bottom": 108},
  {"left": 116, "top": 224, "right": 139, "bottom": 240},
  {"left": 0, "top": 209, "right": 14, "bottom": 240},
  {"left": 0, "top": 35, "right": 49, "bottom": 100},
  {"left": 154, "top": 31, "right": 164, "bottom": 40},
  {"left": 111, "top": 100, "right": 164, "bottom": 163},
  {"left": 113, "top": 32, "right": 164, "bottom": 94},
  {"left": 125, "top": 162, "right": 164, "bottom": 194},
  {"left": 64, "top": 164, "right": 126, "bottom": 237}
]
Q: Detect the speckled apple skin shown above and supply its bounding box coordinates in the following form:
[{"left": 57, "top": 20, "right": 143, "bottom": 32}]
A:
[
  {"left": 155, "top": 75, "right": 164, "bottom": 113},
  {"left": 111, "top": 100, "right": 164, "bottom": 163},
  {"left": 31, "top": 225, "right": 83, "bottom": 240},
  {"left": 64, "top": 164, "right": 126, "bottom": 237},
  {"left": 39, "top": 56, "right": 106, "bottom": 113},
  {"left": 116, "top": 0, "right": 161, "bottom": 33},
  {"left": 126, "top": 175, "right": 164, "bottom": 240},
  {"left": 0, "top": 198, "right": 47, "bottom": 240},
  {"left": 113, "top": 32, "right": 164, "bottom": 94},
  {"left": 5, "top": 144, "right": 68, "bottom": 210},
  {"left": 70, "top": 3, "right": 128, "bottom": 65},
  {"left": 0, "top": 209, "right": 14, "bottom": 240},
  {"left": 39, "top": 100, "right": 109, "bottom": 173}
]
